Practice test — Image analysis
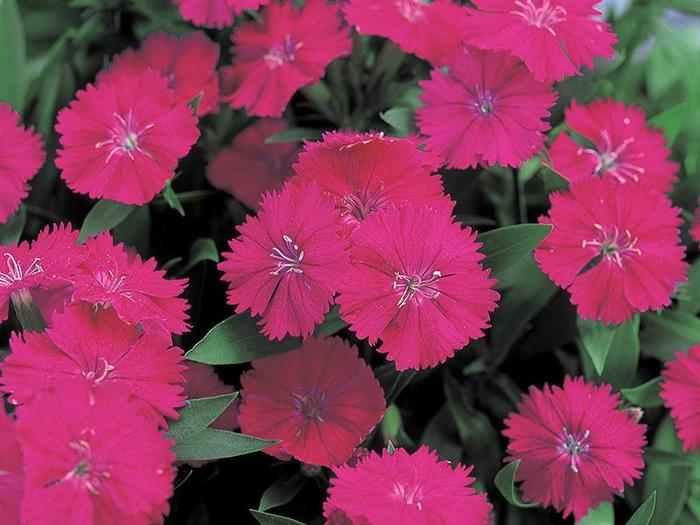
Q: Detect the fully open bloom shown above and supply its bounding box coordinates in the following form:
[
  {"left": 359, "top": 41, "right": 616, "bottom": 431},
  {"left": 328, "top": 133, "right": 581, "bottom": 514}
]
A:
[
  {"left": 99, "top": 32, "right": 220, "bottom": 116},
  {"left": 55, "top": 70, "right": 200, "bottom": 205},
  {"left": 219, "top": 182, "right": 347, "bottom": 340},
  {"left": 661, "top": 345, "right": 700, "bottom": 452},
  {"left": 238, "top": 335, "right": 385, "bottom": 466},
  {"left": 206, "top": 118, "right": 297, "bottom": 210},
  {"left": 172, "top": 0, "right": 269, "bottom": 28},
  {"left": 504, "top": 376, "right": 646, "bottom": 520},
  {"left": 534, "top": 177, "right": 688, "bottom": 324},
  {"left": 462, "top": 0, "right": 618, "bottom": 82},
  {"left": 417, "top": 47, "right": 556, "bottom": 169},
  {"left": 548, "top": 98, "right": 678, "bottom": 192},
  {"left": 0, "top": 409, "right": 22, "bottom": 525},
  {"left": 184, "top": 362, "right": 239, "bottom": 431},
  {"left": 0, "top": 223, "right": 83, "bottom": 324},
  {"left": 342, "top": 0, "right": 470, "bottom": 65},
  {"left": 336, "top": 204, "right": 499, "bottom": 371},
  {"left": 2, "top": 303, "right": 186, "bottom": 426},
  {"left": 72, "top": 232, "right": 190, "bottom": 336},
  {"left": 324, "top": 446, "right": 492, "bottom": 524},
  {"left": 17, "top": 379, "right": 175, "bottom": 525},
  {"left": 223, "top": 0, "right": 351, "bottom": 117},
  {"left": 0, "top": 104, "right": 45, "bottom": 223},
  {"left": 292, "top": 132, "right": 447, "bottom": 235}
]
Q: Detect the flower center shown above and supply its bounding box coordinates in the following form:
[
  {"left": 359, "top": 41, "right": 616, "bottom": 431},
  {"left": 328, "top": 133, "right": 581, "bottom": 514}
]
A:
[
  {"left": 264, "top": 34, "right": 302, "bottom": 69},
  {"left": 0, "top": 253, "right": 43, "bottom": 288},
  {"left": 61, "top": 438, "right": 110, "bottom": 496},
  {"left": 393, "top": 270, "right": 442, "bottom": 308},
  {"left": 292, "top": 389, "right": 327, "bottom": 425},
  {"left": 583, "top": 130, "right": 646, "bottom": 183},
  {"left": 396, "top": 0, "right": 426, "bottom": 22},
  {"left": 95, "top": 110, "right": 154, "bottom": 164},
  {"left": 471, "top": 85, "right": 495, "bottom": 116},
  {"left": 340, "top": 190, "right": 389, "bottom": 226},
  {"left": 582, "top": 224, "right": 641, "bottom": 268},
  {"left": 270, "top": 235, "right": 304, "bottom": 276},
  {"left": 392, "top": 481, "right": 425, "bottom": 510},
  {"left": 82, "top": 357, "right": 115, "bottom": 385},
  {"left": 512, "top": 0, "right": 567, "bottom": 36},
  {"left": 94, "top": 268, "right": 127, "bottom": 295},
  {"left": 556, "top": 427, "right": 590, "bottom": 473}
]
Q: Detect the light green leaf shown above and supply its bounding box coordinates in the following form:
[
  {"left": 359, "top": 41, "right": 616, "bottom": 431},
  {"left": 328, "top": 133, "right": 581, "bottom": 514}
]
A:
[
  {"left": 577, "top": 502, "right": 614, "bottom": 525},
  {"left": 180, "top": 238, "right": 219, "bottom": 275},
  {"left": 626, "top": 492, "right": 656, "bottom": 525},
  {"left": 577, "top": 319, "right": 617, "bottom": 376},
  {"left": 379, "top": 108, "right": 414, "bottom": 136},
  {"left": 649, "top": 103, "right": 686, "bottom": 147},
  {"left": 173, "top": 429, "right": 274, "bottom": 461},
  {"left": 79, "top": 200, "right": 136, "bottom": 243},
  {"left": 644, "top": 450, "right": 694, "bottom": 467},
  {"left": 0, "top": 0, "right": 26, "bottom": 110},
  {"left": 621, "top": 378, "right": 663, "bottom": 408},
  {"left": 250, "top": 510, "right": 305, "bottom": 525},
  {"left": 0, "top": 206, "right": 26, "bottom": 245},
  {"left": 600, "top": 316, "right": 641, "bottom": 387},
  {"left": 167, "top": 393, "right": 239, "bottom": 445},
  {"left": 185, "top": 314, "right": 300, "bottom": 365},
  {"left": 479, "top": 224, "right": 552, "bottom": 278},
  {"left": 641, "top": 310, "right": 700, "bottom": 362},
  {"left": 265, "top": 127, "right": 320, "bottom": 144},
  {"left": 258, "top": 473, "right": 305, "bottom": 512},
  {"left": 162, "top": 181, "right": 185, "bottom": 217},
  {"left": 381, "top": 404, "right": 402, "bottom": 441},
  {"left": 494, "top": 461, "right": 537, "bottom": 509},
  {"left": 313, "top": 306, "right": 347, "bottom": 336}
]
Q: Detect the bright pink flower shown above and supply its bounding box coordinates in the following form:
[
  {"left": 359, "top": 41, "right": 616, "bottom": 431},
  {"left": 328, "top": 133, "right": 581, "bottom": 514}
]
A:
[
  {"left": 207, "top": 118, "right": 297, "bottom": 210},
  {"left": 183, "top": 362, "right": 239, "bottom": 431},
  {"left": 417, "top": 47, "right": 556, "bottom": 169},
  {"left": 504, "top": 376, "right": 646, "bottom": 520},
  {"left": 0, "top": 410, "right": 22, "bottom": 525},
  {"left": 661, "top": 345, "right": 700, "bottom": 452},
  {"left": 292, "top": 131, "right": 448, "bottom": 235},
  {"left": 0, "top": 223, "right": 83, "bottom": 324},
  {"left": 548, "top": 98, "right": 678, "bottom": 192},
  {"left": 534, "top": 177, "right": 688, "bottom": 324},
  {"left": 55, "top": 70, "right": 200, "bottom": 205},
  {"left": 462, "top": 0, "right": 618, "bottom": 82},
  {"left": 692, "top": 202, "right": 700, "bottom": 245},
  {"left": 336, "top": 204, "right": 499, "bottom": 371},
  {"left": 238, "top": 335, "right": 385, "bottom": 466},
  {"left": 0, "top": 104, "right": 45, "bottom": 223},
  {"left": 324, "top": 446, "right": 492, "bottom": 525},
  {"left": 173, "top": 0, "right": 269, "bottom": 28},
  {"left": 99, "top": 32, "right": 220, "bottom": 116},
  {"left": 2, "top": 303, "right": 186, "bottom": 426},
  {"left": 342, "top": 0, "right": 470, "bottom": 65},
  {"left": 224, "top": 0, "right": 351, "bottom": 117},
  {"left": 218, "top": 182, "right": 348, "bottom": 340},
  {"left": 72, "top": 232, "right": 190, "bottom": 336},
  {"left": 17, "top": 379, "right": 175, "bottom": 525}
]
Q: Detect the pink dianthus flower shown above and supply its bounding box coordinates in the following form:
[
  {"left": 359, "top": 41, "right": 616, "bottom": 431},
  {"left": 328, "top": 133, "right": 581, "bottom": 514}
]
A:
[
  {"left": 173, "top": 0, "right": 269, "bottom": 28},
  {"left": 0, "top": 409, "right": 22, "bottom": 525},
  {"left": 661, "top": 345, "right": 700, "bottom": 452}
]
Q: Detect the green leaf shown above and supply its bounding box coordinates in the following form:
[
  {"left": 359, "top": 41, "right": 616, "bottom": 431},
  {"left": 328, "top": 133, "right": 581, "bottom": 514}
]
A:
[
  {"left": 79, "top": 200, "right": 136, "bottom": 243},
  {"left": 494, "top": 461, "right": 537, "bottom": 509},
  {"left": 265, "top": 127, "right": 320, "bottom": 144},
  {"left": 644, "top": 450, "right": 694, "bottom": 467},
  {"left": 314, "top": 306, "right": 347, "bottom": 337},
  {"left": 600, "top": 316, "right": 641, "bottom": 387},
  {"left": 258, "top": 473, "right": 305, "bottom": 512},
  {"left": 577, "top": 319, "right": 616, "bottom": 375},
  {"left": 180, "top": 238, "right": 219, "bottom": 275},
  {"left": 479, "top": 224, "right": 552, "bottom": 278},
  {"left": 577, "top": 502, "right": 614, "bottom": 525},
  {"left": 173, "top": 428, "right": 275, "bottom": 461},
  {"left": 185, "top": 314, "right": 301, "bottom": 365},
  {"left": 162, "top": 181, "right": 185, "bottom": 217},
  {"left": 621, "top": 378, "right": 663, "bottom": 408},
  {"left": 0, "top": 0, "right": 26, "bottom": 110},
  {"left": 0, "top": 206, "right": 26, "bottom": 245},
  {"left": 375, "top": 363, "right": 417, "bottom": 403},
  {"left": 379, "top": 108, "right": 414, "bottom": 136},
  {"left": 250, "top": 510, "right": 305, "bottom": 525},
  {"left": 641, "top": 310, "right": 700, "bottom": 361},
  {"left": 167, "top": 393, "right": 239, "bottom": 445},
  {"left": 188, "top": 92, "right": 203, "bottom": 115},
  {"left": 381, "top": 404, "right": 402, "bottom": 441},
  {"left": 649, "top": 103, "right": 686, "bottom": 147},
  {"left": 626, "top": 492, "right": 656, "bottom": 525},
  {"left": 678, "top": 258, "right": 700, "bottom": 315}
]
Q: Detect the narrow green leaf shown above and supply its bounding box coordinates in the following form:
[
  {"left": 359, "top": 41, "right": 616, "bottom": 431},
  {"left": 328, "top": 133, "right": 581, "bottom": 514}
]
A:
[
  {"left": 0, "top": 206, "right": 26, "bottom": 245},
  {"left": 577, "top": 319, "right": 616, "bottom": 376},
  {"left": 641, "top": 310, "right": 700, "bottom": 361},
  {"left": 79, "top": 200, "right": 136, "bottom": 243},
  {"left": 258, "top": 473, "right": 305, "bottom": 512},
  {"left": 381, "top": 404, "right": 402, "bottom": 441},
  {"left": 479, "top": 224, "right": 552, "bottom": 278},
  {"left": 13, "top": 295, "right": 47, "bottom": 333},
  {"left": 265, "top": 127, "right": 320, "bottom": 144},
  {"left": 250, "top": 510, "right": 305, "bottom": 525},
  {"left": 600, "top": 316, "right": 641, "bottom": 387},
  {"left": 649, "top": 103, "right": 686, "bottom": 147},
  {"left": 314, "top": 306, "right": 347, "bottom": 336},
  {"left": 644, "top": 450, "right": 694, "bottom": 467},
  {"left": 494, "top": 461, "right": 537, "bottom": 508},
  {"left": 185, "top": 314, "right": 301, "bottom": 365},
  {"left": 0, "top": 0, "right": 26, "bottom": 110},
  {"left": 626, "top": 492, "right": 656, "bottom": 525},
  {"left": 173, "top": 428, "right": 274, "bottom": 461},
  {"left": 379, "top": 107, "right": 414, "bottom": 136},
  {"left": 167, "top": 393, "right": 239, "bottom": 445},
  {"left": 162, "top": 181, "right": 185, "bottom": 217},
  {"left": 375, "top": 363, "right": 417, "bottom": 403},
  {"left": 180, "top": 238, "right": 219, "bottom": 275},
  {"left": 386, "top": 440, "right": 396, "bottom": 454},
  {"left": 188, "top": 91, "right": 203, "bottom": 115},
  {"left": 621, "top": 378, "right": 663, "bottom": 408},
  {"left": 577, "top": 502, "right": 614, "bottom": 525}
]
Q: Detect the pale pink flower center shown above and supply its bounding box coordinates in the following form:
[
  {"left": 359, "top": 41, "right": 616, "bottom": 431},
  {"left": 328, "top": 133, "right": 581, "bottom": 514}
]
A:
[
  {"left": 0, "top": 253, "right": 43, "bottom": 288},
  {"left": 95, "top": 110, "right": 154, "bottom": 164},
  {"left": 582, "top": 130, "right": 646, "bottom": 183},
  {"left": 270, "top": 235, "right": 304, "bottom": 276},
  {"left": 392, "top": 481, "right": 425, "bottom": 510},
  {"left": 512, "top": 0, "right": 567, "bottom": 36},
  {"left": 396, "top": 0, "right": 426, "bottom": 22},
  {"left": 393, "top": 270, "right": 441, "bottom": 308},
  {"left": 94, "top": 268, "right": 127, "bottom": 294},
  {"left": 82, "top": 356, "right": 115, "bottom": 385},
  {"left": 470, "top": 85, "right": 496, "bottom": 117},
  {"left": 59, "top": 437, "right": 110, "bottom": 496},
  {"left": 292, "top": 389, "right": 327, "bottom": 426},
  {"left": 582, "top": 224, "right": 641, "bottom": 267},
  {"left": 341, "top": 189, "right": 390, "bottom": 225},
  {"left": 264, "top": 34, "right": 302, "bottom": 69},
  {"left": 556, "top": 427, "right": 590, "bottom": 473}
]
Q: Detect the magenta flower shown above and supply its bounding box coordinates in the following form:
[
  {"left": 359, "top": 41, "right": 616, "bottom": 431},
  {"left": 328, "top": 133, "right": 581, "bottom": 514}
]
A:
[
  {"left": 99, "top": 31, "right": 220, "bottom": 116},
  {"left": 238, "top": 335, "right": 385, "bottom": 467},
  {"left": 206, "top": 118, "right": 297, "bottom": 210},
  {"left": 548, "top": 98, "right": 678, "bottom": 192},
  {"left": 462, "top": 0, "right": 618, "bottom": 82},
  {"left": 504, "top": 376, "right": 647, "bottom": 521},
  {"left": 55, "top": 70, "right": 200, "bottom": 205},
  {"left": 2, "top": 303, "right": 186, "bottom": 426},
  {"left": 692, "top": 202, "right": 700, "bottom": 245},
  {"left": 172, "top": 0, "right": 269, "bottom": 28},
  {"left": 0, "top": 409, "right": 22, "bottom": 525},
  {"left": 324, "top": 446, "right": 492, "bottom": 525},
  {"left": 17, "top": 380, "right": 175, "bottom": 525},
  {"left": 661, "top": 345, "right": 700, "bottom": 452},
  {"left": 72, "top": 232, "right": 190, "bottom": 336},
  {"left": 292, "top": 131, "right": 447, "bottom": 235},
  {"left": 0, "top": 103, "right": 45, "bottom": 223},
  {"left": 219, "top": 182, "right": 348, "bottom": 340},
  {"left": 417, "top": 47, "right": 556, "bottom": 169},
  {"left": 337, "top": 204, "right": 499, "bottom": 371},
  {"left": 342, "top": 0, "right": 470, "bottom": 65},
  {"left": 534, "top": 177, "right": 688, "bottom": 324},
  {"left": 223, "top": 0, "right": 351, "bottom": 117}
]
